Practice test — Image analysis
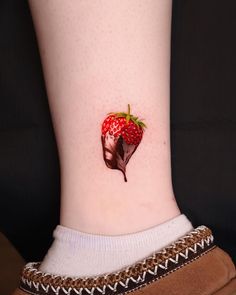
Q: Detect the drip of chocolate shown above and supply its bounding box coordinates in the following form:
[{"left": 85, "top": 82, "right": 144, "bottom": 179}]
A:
[{"left": 101, "top": 133, "right": 138, "bottom": 182}]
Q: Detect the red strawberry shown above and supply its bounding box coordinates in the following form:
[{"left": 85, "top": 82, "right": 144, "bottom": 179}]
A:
[{"left": 101, "top": 104, "right": 146, "bottom": 182}]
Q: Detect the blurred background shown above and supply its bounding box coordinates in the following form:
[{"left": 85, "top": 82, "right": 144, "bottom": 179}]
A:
[{"left": 1, "top": 1, "right": 236, "bottom": 294}]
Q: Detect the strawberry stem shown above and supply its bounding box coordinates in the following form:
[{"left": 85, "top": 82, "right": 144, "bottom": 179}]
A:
[
  {"left": 108, "top": 104, "right": 147, "bottom": 129},
  {"left": 126, "top": 104, "right": 131, "bottom": 124}
]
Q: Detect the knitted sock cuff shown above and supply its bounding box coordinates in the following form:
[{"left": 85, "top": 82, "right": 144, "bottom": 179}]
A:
[{"left": 53, "top": 214, "right": 193, "bottom": 250}]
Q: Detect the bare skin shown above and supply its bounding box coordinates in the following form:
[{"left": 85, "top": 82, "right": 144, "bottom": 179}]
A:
[{"left": 28, "top": 0, "right": 180, "bottom": 235}]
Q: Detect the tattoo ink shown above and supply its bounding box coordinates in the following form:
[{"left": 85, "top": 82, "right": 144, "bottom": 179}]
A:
[{"left": 101, "top": 104, "right": 146, "bottom": 182}]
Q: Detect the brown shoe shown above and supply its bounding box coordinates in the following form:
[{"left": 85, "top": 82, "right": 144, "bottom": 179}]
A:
[{"left": 12, "top": 226, "right": 236, "bottom": 295}]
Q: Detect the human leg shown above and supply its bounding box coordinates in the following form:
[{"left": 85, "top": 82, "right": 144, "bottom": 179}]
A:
[
  {"left": 25, "top": 0, "right": 189, "bottom": 277},
  {"left": 28, "top": 0, "right": 179, "bottom": 236}
]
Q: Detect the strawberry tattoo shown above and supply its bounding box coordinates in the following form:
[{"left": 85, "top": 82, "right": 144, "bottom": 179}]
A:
[{"left": 101, "top": 104, "right": 147, "bottom": 182}]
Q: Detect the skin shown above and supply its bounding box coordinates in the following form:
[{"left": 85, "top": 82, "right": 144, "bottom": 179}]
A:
[{"left": 28, "top": 0, "right": 180, "bottom": 235}]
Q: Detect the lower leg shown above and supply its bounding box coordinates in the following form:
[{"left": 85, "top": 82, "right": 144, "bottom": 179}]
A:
[
  {"left": 29, "top": 0, "right": 179, "bottom": 235},
  {"left": 28, "top": 0, "right": 189, "bottom": 277}
]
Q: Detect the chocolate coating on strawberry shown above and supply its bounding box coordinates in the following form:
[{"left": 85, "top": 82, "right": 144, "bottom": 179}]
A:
[{"left": 101, "top": 104, "right": 146, "bottom": 182}]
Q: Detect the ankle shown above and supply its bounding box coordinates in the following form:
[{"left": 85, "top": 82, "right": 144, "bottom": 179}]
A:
[{"left": 61, "top": 191, "right": 181, "bottom": 235}]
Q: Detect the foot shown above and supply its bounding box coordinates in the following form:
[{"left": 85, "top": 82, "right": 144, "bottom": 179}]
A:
[{"left": 12, "top": 225, "right": 236, "bottom": 295}]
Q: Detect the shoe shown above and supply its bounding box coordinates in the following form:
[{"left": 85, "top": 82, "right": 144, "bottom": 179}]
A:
[{"left": 12, "top": 226, "right": 236, "bottom": 295}]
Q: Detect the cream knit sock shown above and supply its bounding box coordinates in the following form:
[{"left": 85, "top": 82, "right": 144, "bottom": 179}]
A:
[{"left": 39, "top": 214, "right": 193, "bottom": 277}]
